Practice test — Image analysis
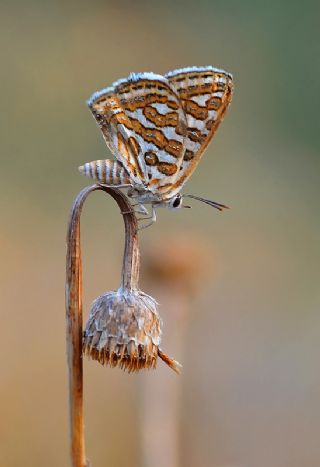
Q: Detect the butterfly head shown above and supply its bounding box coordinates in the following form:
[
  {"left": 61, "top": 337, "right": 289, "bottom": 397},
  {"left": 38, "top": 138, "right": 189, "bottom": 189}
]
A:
[
  {"left": 167, "top": 193, "right": 191, "bottom": 210},
  {"left": 164, "top": 192, "right": 229, "bottom": 211}
]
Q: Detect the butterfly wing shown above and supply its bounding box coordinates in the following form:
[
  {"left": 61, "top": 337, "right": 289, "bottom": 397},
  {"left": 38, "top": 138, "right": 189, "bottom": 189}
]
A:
[
  {"left": 165, "top": 66, "right": 233, "bottom": 196},
  {"left": 87, "top": 72, "right": 187, "bottom": 191},
  {"left": 88, "top": 83, "right": 145, "bottom": 186}
]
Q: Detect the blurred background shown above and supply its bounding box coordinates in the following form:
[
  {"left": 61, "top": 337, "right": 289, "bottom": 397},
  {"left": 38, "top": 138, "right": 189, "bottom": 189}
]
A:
[{"left": 1, "top": 0, "right": 319, "bottom": 466}]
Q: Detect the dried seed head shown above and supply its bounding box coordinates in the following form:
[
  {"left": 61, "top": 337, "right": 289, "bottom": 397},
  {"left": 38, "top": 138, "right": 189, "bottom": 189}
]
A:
[{"left": 83, "top": 288, "right": 181, "bottom": 373}]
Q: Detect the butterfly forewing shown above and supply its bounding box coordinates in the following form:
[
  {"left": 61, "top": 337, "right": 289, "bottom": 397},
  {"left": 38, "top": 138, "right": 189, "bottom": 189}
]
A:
[
  {"left": 165, "top": 66, "right": 233, "bottom": 195},
  {"left": 88, "top": 86, "right": 144, "bottom": 186},
  {"left": 87, "top": 72, "right": 187, "bottom": 191}
]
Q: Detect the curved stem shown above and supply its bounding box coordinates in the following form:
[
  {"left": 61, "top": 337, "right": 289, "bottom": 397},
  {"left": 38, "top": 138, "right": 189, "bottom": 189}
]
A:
[{"left": 65, "top": 184, "right": 139, "bottom": 467}]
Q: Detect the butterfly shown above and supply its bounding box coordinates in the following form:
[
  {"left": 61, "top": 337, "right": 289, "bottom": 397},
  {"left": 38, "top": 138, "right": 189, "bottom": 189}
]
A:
[{"left": 79, "top": 66, "right": 234, "bottom": 227}]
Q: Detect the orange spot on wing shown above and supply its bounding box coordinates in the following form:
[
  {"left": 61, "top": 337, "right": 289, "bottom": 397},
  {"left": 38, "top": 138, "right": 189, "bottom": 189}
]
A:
[
  {"left": 157, "top": 162, "right": 178, "bottom": 176},
  {"left": 183, "top": 99, "right": 208, "bottom": 120}
]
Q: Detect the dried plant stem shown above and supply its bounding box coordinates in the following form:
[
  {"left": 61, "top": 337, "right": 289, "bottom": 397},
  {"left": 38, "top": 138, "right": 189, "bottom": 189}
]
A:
[{"left": 65, "top": 184, "right": 137, "bottom": 467}]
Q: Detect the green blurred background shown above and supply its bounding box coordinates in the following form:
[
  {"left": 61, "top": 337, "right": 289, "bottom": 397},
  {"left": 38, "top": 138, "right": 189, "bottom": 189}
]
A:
[{"left": 1, "top": 0, "right": 319, "bottom": 466}]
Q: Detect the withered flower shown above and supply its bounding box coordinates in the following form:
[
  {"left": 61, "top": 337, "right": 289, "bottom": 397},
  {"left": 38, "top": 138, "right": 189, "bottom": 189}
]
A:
[
  {"left": 83, "top": 287, "right": 181, "bottom": 373},
  {"left": 69, "top": 185, "right": 180, "bottom": 373},
  {"left": 66, "top": 185, "right": 180, "bottom": 467},
  {"left": 83, "top": 284, "right": 181, "bottom": 372},
  {"left": 83, "top": 289, "right": 161, "bottom": 372}
]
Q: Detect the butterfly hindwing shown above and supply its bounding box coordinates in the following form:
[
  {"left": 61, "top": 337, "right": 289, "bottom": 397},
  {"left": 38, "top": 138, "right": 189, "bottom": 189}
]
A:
[
  {"left": 165, "top": 66, "right": 233, "bottom": 195},
  {"left": 87, "top": 72, "right": 187, "bottom": 191}
]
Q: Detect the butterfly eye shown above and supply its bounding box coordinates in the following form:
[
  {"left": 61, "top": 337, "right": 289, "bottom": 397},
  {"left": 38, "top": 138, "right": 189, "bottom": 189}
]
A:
[{"left": 172, "top": 196, "right": 181, "bottom": 208}]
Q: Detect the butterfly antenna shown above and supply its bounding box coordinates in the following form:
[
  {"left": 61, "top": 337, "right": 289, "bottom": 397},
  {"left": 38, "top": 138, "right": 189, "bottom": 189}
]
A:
[{"left": 183, "top": 194, "right": 229, "bottom": 211}]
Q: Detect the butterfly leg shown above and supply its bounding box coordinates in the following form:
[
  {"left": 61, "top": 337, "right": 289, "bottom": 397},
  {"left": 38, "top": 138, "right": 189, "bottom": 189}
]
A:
[
  {"left": 121, "top": 204, "right": 149, "bottom": 216},
  {"left": 137, "top": 206, "right": 157, "bottom": 230},
  {"left": 134, "top": 204, "right": 149, "bottom": 215}
]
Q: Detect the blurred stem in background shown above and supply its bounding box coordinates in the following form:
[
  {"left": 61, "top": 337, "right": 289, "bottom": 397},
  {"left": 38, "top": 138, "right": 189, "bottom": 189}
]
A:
[{"left": 139, "top": 237, "right": 210, "bottom": 467}]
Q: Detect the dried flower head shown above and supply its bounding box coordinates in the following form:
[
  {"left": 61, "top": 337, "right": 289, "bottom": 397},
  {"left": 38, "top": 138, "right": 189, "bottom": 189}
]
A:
[
  {"left": 83, "top": 288, "right": 180, "bottom": 373},
  {"left": 71, "top": 185, "right": 181, "bottom": 373},
  {"left": 83, "top": 289, "right": 160, "bottom": 371}
]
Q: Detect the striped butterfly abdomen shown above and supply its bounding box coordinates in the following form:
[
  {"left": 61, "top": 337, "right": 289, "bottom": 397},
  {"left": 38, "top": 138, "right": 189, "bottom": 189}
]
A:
[{"left": 78, "top": 159, "right": 132, "bottom": 186}]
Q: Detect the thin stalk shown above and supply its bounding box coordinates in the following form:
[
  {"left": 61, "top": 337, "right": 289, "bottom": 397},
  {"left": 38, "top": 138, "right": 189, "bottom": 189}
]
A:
[{"left": 65, "top": 184, "right": 137, "bottom": 467}]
